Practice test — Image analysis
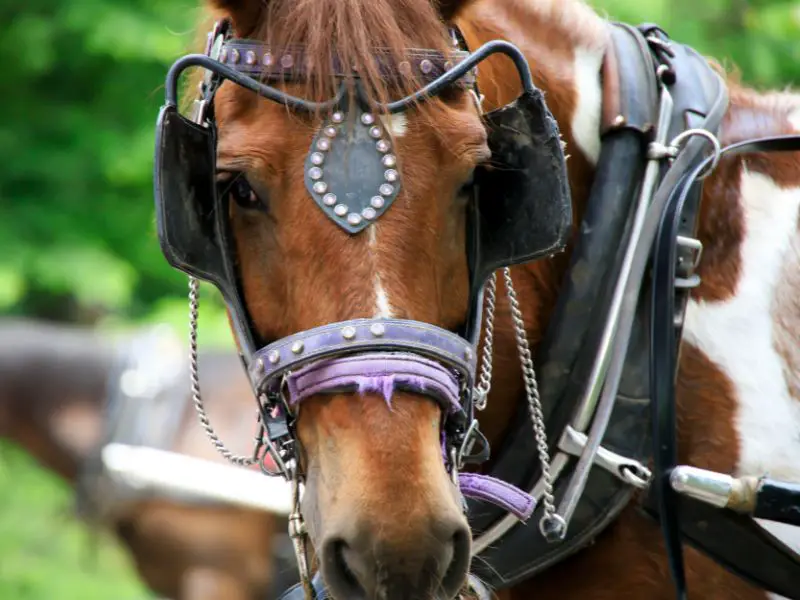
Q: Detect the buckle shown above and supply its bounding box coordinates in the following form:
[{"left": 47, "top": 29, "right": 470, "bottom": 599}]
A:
[
  {"left": 456, "top": 419, "right": 490, "bottom": 468},
  {"left": 675, "top": 235, "right": 702, "bottom": 289}
]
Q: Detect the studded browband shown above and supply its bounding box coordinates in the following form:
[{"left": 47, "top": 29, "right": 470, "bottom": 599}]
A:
[{"left": 203, "top": 23, "right": 477, "bottom": 88}]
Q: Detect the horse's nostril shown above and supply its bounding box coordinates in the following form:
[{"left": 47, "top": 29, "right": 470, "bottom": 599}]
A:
[
  {"left": 322, "top": 518, "right": 471, "bottom": 599},
  {"left": 440, "top": 526, "right": 472, "bottom": 596},
  {"left": 322, "top": 539, "right": 368, "bottom": 600}
]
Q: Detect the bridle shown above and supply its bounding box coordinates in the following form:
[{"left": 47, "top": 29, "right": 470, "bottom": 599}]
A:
[{"left": 154, "top": 17, "right": 573, "bottom": 598}]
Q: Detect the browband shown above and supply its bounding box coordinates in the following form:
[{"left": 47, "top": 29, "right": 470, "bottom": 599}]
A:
[{"left": 215, "top": 40, "right": 477, "bottom": 88}]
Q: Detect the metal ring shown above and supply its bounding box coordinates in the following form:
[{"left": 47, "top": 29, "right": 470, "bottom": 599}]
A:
[{"left": 668, "top": 128, "right": 722, "bottom": 180}]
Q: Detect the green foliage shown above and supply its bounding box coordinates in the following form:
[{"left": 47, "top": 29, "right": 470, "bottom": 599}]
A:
[
  {"left": 0, "top": 441, "right": 153, "bottom": 599},
  {"left": 0, "top": 0, "right": 212, "bottom": 328},
  {"left": 1, "top": 0, "right": 798, "bottom": 329},
  {"left": 591, "top": 0, "right": 800, "bottom": 88}
]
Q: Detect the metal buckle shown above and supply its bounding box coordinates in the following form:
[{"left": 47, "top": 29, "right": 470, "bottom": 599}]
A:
[
  {"left": 675, "top": 235, "right": 703, "bottom": 289},
  {"left": 558, "top": 426, "right": 652, "bottom": 489},
  {"left": 456, "top": 419, "right": 488, "bottom": 468}
]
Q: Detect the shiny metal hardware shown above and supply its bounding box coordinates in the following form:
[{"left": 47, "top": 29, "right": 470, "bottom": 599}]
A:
[
  {"left": 558, "top": 426, "right": 652, "bottom": 489},
  {"left": 670, "top": 465, "right": 743, "bottom": 509},
  {"left": 288, "top": 475, "right": 316, "bottom": 600}
]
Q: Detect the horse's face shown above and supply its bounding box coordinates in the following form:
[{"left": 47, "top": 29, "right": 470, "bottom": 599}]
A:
[{"left": 213, "top": 32, "right": 489, "bottom": 599}]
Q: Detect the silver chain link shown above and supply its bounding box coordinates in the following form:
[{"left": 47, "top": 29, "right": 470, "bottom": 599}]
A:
[
  {"left": 189, "top": 276, "right": 260, "bottom": 467},
  {"left": 473, "top": 272, "right": 497, "bottom": 411},
  {"left": 502, "top": 268, "right": 565, "bottom": 538}
]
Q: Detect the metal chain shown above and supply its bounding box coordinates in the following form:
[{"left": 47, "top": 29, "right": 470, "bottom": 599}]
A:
[
  {"left": 474, "top": 272, "right": 497, "bottom": 411},
  {"left": 189, "top": 276, "right": 259, "bottom": 466},
  {"left": 502, "top": 268, "right": 565, "bottom": 539}
]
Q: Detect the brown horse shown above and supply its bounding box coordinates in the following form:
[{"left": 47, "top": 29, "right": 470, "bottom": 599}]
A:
[
  {"left": 0, "top": 318, "right": 297, "bottom": 600},
  {"left": 154, "top": 0, "right": 800, "bottom": 598}
]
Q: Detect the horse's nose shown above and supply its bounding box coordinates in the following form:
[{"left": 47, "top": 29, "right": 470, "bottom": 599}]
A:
[{"left": 321, "top": 516, "right": 471, "bottom": 599}]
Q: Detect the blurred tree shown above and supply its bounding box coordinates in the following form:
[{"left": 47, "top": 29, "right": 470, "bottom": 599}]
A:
[
  {"left": 0, "top": 0, "right": 797, "bottom": 331},
  {"left": 0, "top": 0, "right": 211, "bottom": 325}
]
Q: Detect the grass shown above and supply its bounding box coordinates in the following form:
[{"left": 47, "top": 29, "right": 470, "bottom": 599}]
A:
[{"left": 0, "top": 441, "right": 154, "bottom": 600}]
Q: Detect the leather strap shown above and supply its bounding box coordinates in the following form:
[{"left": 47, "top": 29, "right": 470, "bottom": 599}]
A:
[{"left": 650, "top": 133, "right": 800, "bottom": 599}]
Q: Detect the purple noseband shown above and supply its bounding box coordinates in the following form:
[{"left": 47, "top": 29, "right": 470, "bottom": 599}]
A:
[{"left": 285, "top": 349, "right": 536, "bottom": 521}]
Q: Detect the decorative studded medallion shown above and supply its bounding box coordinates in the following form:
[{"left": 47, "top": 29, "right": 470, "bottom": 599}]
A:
[{"left": 304, "top": 109, "right": 401, "bottom": 234}]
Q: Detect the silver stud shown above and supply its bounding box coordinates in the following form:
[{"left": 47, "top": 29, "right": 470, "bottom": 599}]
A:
[
  {"left": 379, "top": 183, "right": 394, "bottom": 196},
  {"left": 384, "top": 169, "right": 398, "bottom": 183},
  {"left": 220, "top": 48, "right": 229, "bottom": 62},
  {"left": 376, "top": 139, "right": 390, "bottom": 153},
  {"left": 322, "top": 193, "right": 337, "bottom": 206},
  {"left": 245, "top": 50, "right": 257, "bottom": 65},
  {"left": 347, "top": 213, "right": 362, "bottom": 225},
  {"left": 324, "top": 126, "right": 337, "bottom": 138},
  {"left": 317, "top": 138, "right": 331, "bottom": 151},
  {"left": 444, "top": 60, "right": 454, "bottom": 70},
  {"left": 362, "top": 207, "right": 377, "bottom": 220},
  {"left": 268, "top": 350, "right": 280, "bottom": 365},
  {"left": 342, "top": 326, "right": 357, "bottom": 340},
  {"left": 291, "top": 341, "right": 304, "bottom": 355},
  {"left": 263, "top": 52, "right": 273, "bottom": 66},
  {"left": 334, "top": 204, "right": 347, "bottom": 216},
  {"left": 230, "top": 48, "right": 240, "bottom": 64},
  {"left": 310, "top": 152, "right": 325, "bottom": 166},
  {"left": 420, "top": 59, "right": 434, "bottom": 74},
  {"left": 361, "top": 113, "right": 375, "bottom": 125},
  {"left": 308, "top": 166, "right": 323, "bottom": 180},
  {"left": 464, "top": 348, "right": 473, "bottom": 361},
  {"left": 398, "top": 61, "right": 412, "bottom": 76},
  {"left": 369, "top": 126, "right": 382, "bottom": 139},
  {"left": 281, "top": 54, "right": 294, "bottom": 69},
  {"left": 370, "top": 196, "right": 385, "bottom": 209},
  {"left": 313, "top": 181, "right": 328, "bottom": 194},
  {"left": 382, "top": 154, "right": 397, "bottom": 168},
  {"left": 253, "top": 357, "right": 265, "bottom": 374},
  {"left": 370, "top": 323, "right": 385, "bottom": 337},
  {"left": 331, "top": 112, "right": 344, "bottom": 123}
]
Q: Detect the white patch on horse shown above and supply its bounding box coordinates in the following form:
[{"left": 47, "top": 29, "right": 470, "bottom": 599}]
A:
[
  {"left": 368, "top": 225, "right": 394, "bottom": 318},
  {"left": 570, "top": 47, "right": 603, "bottom": 165},
  {"left": 683, "top": 168, "right": 800, "bottom": 566},
  {"left": 380, "top": 113, "right": 407, "bottom": 137},
  {"left": 787, "top": 107, "right": 800, "bottom": 132}
]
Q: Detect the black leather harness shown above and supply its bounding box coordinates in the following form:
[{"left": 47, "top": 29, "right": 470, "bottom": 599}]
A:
[{"left": 466, "top": 21, "right": 800, "bottom": 599}]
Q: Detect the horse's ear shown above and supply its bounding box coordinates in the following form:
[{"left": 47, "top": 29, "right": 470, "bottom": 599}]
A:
[
  {"left": 434, "top": 0, "right": 475, "bottom": 22},
  {"left": 208, "top": 0, "right": 265, "bottom": 34}
]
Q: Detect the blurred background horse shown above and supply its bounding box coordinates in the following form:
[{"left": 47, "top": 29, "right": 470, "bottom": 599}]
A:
[{"left": 0, "top": 318, "right": 298, "bottom": 600}]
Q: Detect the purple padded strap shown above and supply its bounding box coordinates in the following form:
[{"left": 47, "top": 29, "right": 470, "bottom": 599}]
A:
[
  {"left": 459, "top": 473, "right": 536, "bottom": 521},
  {"left": 286, "top": 351, "right": 535, "bottom": 522},
  {"left": 250, "top": 318, "right": 477, "bottom": 395},
  {"left": 287, "top": 353, "right": 461, "bottom": 413}
]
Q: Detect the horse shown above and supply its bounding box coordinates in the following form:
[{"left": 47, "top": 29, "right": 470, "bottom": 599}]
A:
[
  {"left": 0, "top": 318, "right": 298, "bottom": 600},
  {"left": 152, "top": 0, "right": 800, "bottom": 598}
]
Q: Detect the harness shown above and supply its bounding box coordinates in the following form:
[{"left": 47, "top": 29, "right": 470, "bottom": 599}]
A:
[
  {"left": 151, "top": 16, "right": 800, "bottom": 600},
  {"left": 464, "top": 22, "right": 800, "bottom": 599},
  {"left": 75, "top": 326, "right": 189, "bottom": 521}
]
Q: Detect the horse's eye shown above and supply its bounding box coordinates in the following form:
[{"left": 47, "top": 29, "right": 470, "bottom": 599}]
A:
[{"left": 217, "top": 173, "right": 265, "bottom": 211}]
